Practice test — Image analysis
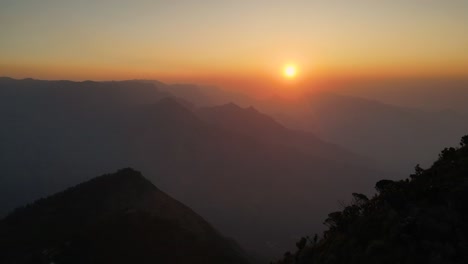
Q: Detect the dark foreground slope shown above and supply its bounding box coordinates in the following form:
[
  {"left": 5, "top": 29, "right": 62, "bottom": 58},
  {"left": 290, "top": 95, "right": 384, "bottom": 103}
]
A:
[
  {"left": 0, "top": 168, "right": 250, "bottom": 264},
  {"left": 274, "top": 135, "right": 468, "bottom": 264}
]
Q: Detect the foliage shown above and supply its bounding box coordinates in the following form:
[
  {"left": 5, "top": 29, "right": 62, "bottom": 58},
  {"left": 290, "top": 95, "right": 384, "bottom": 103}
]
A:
[{"left": 273, "top": 135, "right": 468, "bottom": 264}]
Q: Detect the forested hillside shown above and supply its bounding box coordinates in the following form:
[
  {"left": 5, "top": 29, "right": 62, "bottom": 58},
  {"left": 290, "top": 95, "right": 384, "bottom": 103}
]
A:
[{"left": 275, "top": 135, "right": 468, "bottom": 264}]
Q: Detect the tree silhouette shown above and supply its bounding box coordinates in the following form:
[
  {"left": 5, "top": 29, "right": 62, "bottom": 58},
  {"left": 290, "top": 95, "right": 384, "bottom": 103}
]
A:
[
  {"left": 273, "top": 134, "right": 468, "bottom": 264},
  {"left": 460, "top": 135, "right": 468, "bottom": 147}
]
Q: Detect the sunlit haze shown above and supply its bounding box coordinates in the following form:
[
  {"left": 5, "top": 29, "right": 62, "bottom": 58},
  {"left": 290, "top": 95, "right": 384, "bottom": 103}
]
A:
[
  {"left": 3, "top": 1, "right": 468, "bottom": 263},
  {"left": 284, "top": 65, "right": 297, "bottom": 79},
  {"left": 1, "top": 0, "right": 468, "bottom": 94}
]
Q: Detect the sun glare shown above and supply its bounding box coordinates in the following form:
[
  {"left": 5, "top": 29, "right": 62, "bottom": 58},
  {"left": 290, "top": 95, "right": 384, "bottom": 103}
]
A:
[{"left": 284, "top": 65, "right": 297, "bottom": 78}]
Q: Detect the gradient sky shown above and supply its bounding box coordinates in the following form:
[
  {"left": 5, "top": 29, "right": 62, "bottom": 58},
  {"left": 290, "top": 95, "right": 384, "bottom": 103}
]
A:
[{"left": 1, "top": 0, "right": 467, "bottom": 87}]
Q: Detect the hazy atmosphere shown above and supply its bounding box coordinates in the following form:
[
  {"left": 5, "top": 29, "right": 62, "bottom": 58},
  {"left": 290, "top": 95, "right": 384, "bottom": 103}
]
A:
[
  {"left": 1, "top": 1, "right": 468, "bottom": 263},
  {"left": 2, "top": 1, "right": 467, "bottom": 89}
]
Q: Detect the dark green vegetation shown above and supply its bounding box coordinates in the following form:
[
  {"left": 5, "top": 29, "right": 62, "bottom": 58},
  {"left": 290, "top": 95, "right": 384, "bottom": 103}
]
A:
[
  {"left": 0, "top": 168, "right": 250, "bottom": 264},
  {"left": 274, "top": 135, "right": 468, "bottom": 264}
]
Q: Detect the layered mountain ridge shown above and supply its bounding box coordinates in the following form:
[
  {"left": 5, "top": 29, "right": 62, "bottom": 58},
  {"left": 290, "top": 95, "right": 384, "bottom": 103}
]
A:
[{"left": 0, "top": 78, "right": 384, "bottom": 257}]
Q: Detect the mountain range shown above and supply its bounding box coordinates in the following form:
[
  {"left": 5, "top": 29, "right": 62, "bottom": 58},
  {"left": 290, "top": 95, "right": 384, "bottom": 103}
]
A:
[
  {"left": 0, "top": 77, "right": 382, "bottom": 258},
  {"left": 2, "top": 77, "right": 467, "bottom": 258},
  {"left": 125, "top": 77, "right": 468, "bottom": 175}
]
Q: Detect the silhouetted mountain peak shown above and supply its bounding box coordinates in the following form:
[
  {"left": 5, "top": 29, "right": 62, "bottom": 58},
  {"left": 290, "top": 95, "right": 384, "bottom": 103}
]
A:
[
  {"left": 219, "top": 102, "right": 259, "bottom": 113},
  {"left": 70, "top": 167, "right": 156, "bottom": 199},
  {"left": 225, "top": 101, "right": 242, "bottom": 109},
  {"left": 156, "top": 96, "right": 183, "bottom": 106},
  {"left": 131, "top": 79, "right": 167, "bottom": 87},
  {"left": 201, "top": 102, "right": 269, "bottom": 119},
  {"left": 135, "top": 97, "right": 201, "bottom": 129},
  {"left": 1, "top": 169, "right": 251, "bottom": 264},
  {"left": 198, "top": 102, "right": 285, "bottom": 133},
  {"left": 246, "top": 106, "right": 258, "bottom": 112},
  {"left": 0, "top": 77, "right": 15, "bottom": 81},
  {"left": 149, "top": 96, "right": 194, "bottom": 111},
  {"left": 3, "top": 168, "right": 163, "bottom": 222}
]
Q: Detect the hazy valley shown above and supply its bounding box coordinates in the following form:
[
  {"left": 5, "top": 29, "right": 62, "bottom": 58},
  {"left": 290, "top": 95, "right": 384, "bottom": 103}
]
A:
[{"left": 1, "top": 77, "right": 468, "bottom": 262}]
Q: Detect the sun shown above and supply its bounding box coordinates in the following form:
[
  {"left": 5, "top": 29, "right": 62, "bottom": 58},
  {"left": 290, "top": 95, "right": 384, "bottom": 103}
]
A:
[{"left": 283, "top": 64, "right": 297, "bottom": 78}]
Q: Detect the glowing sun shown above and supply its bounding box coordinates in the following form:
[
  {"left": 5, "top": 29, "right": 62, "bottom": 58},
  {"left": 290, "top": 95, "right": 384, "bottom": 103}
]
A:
[{"left": 283, "top": 65, "right": 297, "bottom": 78}]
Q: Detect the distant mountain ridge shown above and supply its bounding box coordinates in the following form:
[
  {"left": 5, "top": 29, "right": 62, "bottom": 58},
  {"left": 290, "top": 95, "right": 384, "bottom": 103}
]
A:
[
  {"left": 197, "top": 103, "right": 372, "bottom": 167},
  {"left": 306, "top": 91, "right": 468, "bottom": 173},
  {"left": 0, "top": 77, "right": 382, "bottom": 258},
  {"left": 134, "top": 79, "right": 252, "bottom": 107},
  {"left": 0, "top": 168, "right": 251, "bottom": 264},
  {"left": 248, "top": 91, "right": 468, "bottom": 175}
]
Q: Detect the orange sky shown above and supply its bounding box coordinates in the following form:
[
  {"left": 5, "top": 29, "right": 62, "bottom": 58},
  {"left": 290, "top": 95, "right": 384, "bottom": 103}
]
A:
[{"left": 1, "top": 1, "right": 467, "bottom": 94}]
